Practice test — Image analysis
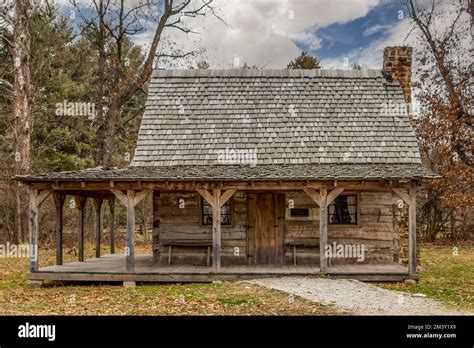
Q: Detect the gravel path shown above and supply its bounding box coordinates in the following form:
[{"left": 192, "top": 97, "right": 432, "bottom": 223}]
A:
[{"left": 247, "top": 277, "right": 468, "bottom": 315}]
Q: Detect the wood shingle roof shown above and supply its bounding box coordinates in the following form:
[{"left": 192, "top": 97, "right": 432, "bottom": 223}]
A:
[{"left": 132, "top": 69, "right": 422, "bottom": 167}]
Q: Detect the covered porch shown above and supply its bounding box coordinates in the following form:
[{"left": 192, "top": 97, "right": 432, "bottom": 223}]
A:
[
  {"left": 28, "top": 254, "right": 410, "bottom": 282},
  {"left": 18, "top": 164, "right": 432, "bottom": 283}
]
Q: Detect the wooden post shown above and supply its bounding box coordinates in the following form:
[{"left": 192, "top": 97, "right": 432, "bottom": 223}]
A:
[
  {"left": 28, "top": 189, "right": 39, "bottom": 272},
  {"left": 303, "top": 187, "right": 343, "bottom": 273},
  {"left": 393, "top": 187, "right": 418, "bottom": 276},
  {"left": 75, "top": 196, "right": 87, "bottom": 262},
  {"left": 408, "top": 187, "right": 417, "bottom": 276},
  {"left": 196, "top": 188, "right": 236, "bottom": 273},
  {"left": 92, "top": 198, "right": 103, "bottom": 258},
  {"left": 212, "top": 188, "right": 221, "bottom": 272},
  {"left": 108, "top": 197, "right": 115, "bottom": 254},
  {"left": 52, "top": 192, "right": 65, "bottom": 265},
  {"left": 111, "top": 189, "right": 150, "bottom": 273},
  {"left": 319, "top": 188, "right": 328, "bottom": 272},
  {"left": 27, "top": 189, "right": 51, "bottom": 272},
  {"left": 126, "top": 190, "right": 135, "bottom": 273},
  {"left": 152, "top": 191, "right": 160, "bottom": 261}
]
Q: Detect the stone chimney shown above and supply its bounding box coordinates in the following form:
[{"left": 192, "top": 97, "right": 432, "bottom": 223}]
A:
[{"left": 383, "top": 46, "right": 412, "bottom": 103}]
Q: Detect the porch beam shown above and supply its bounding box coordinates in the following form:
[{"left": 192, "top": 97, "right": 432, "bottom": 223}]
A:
[
  {"left": 327, "top": 187, "right": 344, "bottom": 205},
  {"left": 219, "top": 189, "right": 237, "bottom": 207},
  {"left": 392, "top": 188, "right": 410, "bottom": 205},
  {"left": 133, "top": 189, "right": 151, "bottom": 206},
  {"left": 108, "top": 197, "right": 115, "bottom": 254},
  {"left": 110, "top": 189, "right": 128, "bottom": 208},
  {"left": 30, "top": 179, "right": 418, "bottom": 192},
  {"left": 74, "top": 195, "right": 87, "bottom": 262},
  {"left": 196, "top": 188, "right": 217, "bottom": 209},
  {"left": 303, "top": 188, "right": 321, "bottom": 206},
  {"left": 52, "top": 192, "right": 65, "bottom": 265},
  {"left": 37, "top": 189, "right": 52, "bottom": 206},
  {"left": 92, "top": 198, "right": 103, "bottom": 258}
]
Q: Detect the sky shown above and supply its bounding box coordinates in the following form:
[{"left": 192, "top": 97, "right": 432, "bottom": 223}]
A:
[
  {"left": 56, "top": 0, "right": 470, "bottom": 70},
  {"left": 152, "top": 0, "right": 414, "bottom": 69}
]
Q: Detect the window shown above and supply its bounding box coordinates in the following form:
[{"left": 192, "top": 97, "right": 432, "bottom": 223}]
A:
[
  {"left": 202, "top": 198, "right": 232, "bottom": 225},
  {"left": 290, "top": 208, "right": 310, "bottom": 217},
  {"left": 329, "top": 195, "right": 357, "bottom": 225}
]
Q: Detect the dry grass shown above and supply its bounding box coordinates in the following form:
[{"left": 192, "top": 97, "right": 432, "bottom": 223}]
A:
[{"left": 0, "top": 244, "right": 341, "bottom": 315}]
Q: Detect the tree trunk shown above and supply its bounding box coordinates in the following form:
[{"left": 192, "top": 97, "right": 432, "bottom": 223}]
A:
[
  {"left": 96, "top": 104, "right": 119, "bottom": 166},
  {"left": 13, "top": 0, "right": 32, "bottom": 243}
]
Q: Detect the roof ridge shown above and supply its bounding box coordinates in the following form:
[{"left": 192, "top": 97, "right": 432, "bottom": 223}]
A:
[{"left": 152, "top": 68, "right": 383, "bottom": 79}]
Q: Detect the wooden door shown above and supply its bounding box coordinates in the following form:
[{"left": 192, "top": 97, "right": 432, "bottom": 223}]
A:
[{"left": 247, "top": 193, "right": 285, "bottom": 264}]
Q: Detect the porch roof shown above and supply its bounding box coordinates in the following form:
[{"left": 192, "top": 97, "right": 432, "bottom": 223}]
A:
[{"left": 16, "top": 163, "right": 439, "bottom": 182}]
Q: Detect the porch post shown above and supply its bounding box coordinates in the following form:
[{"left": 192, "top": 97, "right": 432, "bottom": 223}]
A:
[
  {"left": 319, "top": 189, "right": 328, "bottom": 272},
  {"left": 126, "top": 190, "right": 135, "bottom": 273},
  {"left": 52, "top": 192, "right": 65, "bottom": 265},
  {"left": 393, "top": 186, "right": 418, "bottom": 276},
  {"left": 408, "top": 187, "right": 417, "bottom": 276},
  {"left": 110, "top": 189, "right": 150, "bottom": 273},
  {"left": 212, "top": 188, "right": 221, "bottom": 272},
  {"left": 196, "top": 188, "right": 236, "bottom": 273},
  {"left": 28, "top": 189, "right": 52, "bottom": 272},
  {"left": 92, "top": 198, "right": 103, "bottom": 258},
  {"left": 75, "top": 195, "right": 87, "bottom": 262},
  {"left": 108, "top": 197, "right": 115, "bottom": 254},
  {"left": 28, "top": 189, "right": 39, "bottom": 272}
]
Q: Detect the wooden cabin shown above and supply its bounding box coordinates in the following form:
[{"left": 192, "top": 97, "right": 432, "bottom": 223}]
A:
[{"left": 17, "top": 47, "right": 438, "bottom": 284}]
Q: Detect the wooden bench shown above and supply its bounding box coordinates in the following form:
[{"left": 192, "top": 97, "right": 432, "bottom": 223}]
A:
[
  {"left": 285, "top": 238, "right": 319, "bottom": 266},
  {"left": 161, "top": 240, "right": 212, "bottom": 266}
]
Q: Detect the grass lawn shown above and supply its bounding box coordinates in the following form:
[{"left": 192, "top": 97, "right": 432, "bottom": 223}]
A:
[
  {"left": 1, "top": 241, "right": 472, "bottom": 314},
  {"left": 0, "top": 243, "right": 341, "bottom": 315},
  {"left": 379, "top": 242, "right": 473, "bottom": 311}
]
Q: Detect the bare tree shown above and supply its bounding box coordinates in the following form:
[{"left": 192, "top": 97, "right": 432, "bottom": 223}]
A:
[
  {"left": 11, "top": 0, "right": 32, "bottom": 243},
  {"left": 70, "top": 0, "right": 218, "bottom": 166},
  {"left": 406, "top": 0, "right": 473, "bottom": 240}
]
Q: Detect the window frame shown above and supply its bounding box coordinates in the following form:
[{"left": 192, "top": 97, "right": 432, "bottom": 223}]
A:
[
  {"left": 290, "top": 208, "right": 310, "bottom": 218},
  {"left": 199, "top": 195, "right": 234, "bottom": 227},
  {"left": 327, "top": 192, "right": 360, "bottom": 227}
]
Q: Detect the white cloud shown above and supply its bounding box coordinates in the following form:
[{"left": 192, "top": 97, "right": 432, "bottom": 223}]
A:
[
  {"left": 362, "top": 24, "right": 392, "bottom": 37},
  {"left": 154, "top": 0, "right": 381, "bottom": 68},
  {"left": 320, "top": 0, "right": 472, "bottom": 71}
]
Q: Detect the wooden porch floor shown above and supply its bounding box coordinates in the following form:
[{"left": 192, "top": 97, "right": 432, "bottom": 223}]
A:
[{"left": 28, "top": 254, "right": 412, "bottom": 282}]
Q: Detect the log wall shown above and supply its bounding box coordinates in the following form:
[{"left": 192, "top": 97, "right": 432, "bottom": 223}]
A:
[
  {"left": 153, "top": 191, "right": 248, "bottom": 265},
  {"left": 152, "top": 190, "right": 400, "bottom": 266}
]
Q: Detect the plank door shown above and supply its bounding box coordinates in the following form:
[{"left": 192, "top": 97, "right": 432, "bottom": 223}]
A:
[{"left": 247, "top": 193, "right": 285, "bottom": 265}]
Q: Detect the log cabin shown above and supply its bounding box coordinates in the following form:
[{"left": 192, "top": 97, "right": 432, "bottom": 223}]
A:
[{"left": 16, "top": 46, "right": 439, "bottom": 284}]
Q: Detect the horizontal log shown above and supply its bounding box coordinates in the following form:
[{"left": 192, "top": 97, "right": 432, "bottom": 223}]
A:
[
  {"left": 29, "top": 180, "right": 415, "bottom": 192},
  {"left": 160, "top": 231, "right": 246, "bottom": 240}
]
